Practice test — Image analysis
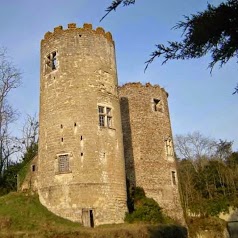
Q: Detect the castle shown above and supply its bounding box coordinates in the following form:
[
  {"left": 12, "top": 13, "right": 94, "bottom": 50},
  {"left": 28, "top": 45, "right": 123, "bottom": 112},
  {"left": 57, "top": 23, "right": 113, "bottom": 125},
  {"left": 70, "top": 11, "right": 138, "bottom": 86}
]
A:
[{"left": 23, "top": 23, "right": 185, "bottom": 227}]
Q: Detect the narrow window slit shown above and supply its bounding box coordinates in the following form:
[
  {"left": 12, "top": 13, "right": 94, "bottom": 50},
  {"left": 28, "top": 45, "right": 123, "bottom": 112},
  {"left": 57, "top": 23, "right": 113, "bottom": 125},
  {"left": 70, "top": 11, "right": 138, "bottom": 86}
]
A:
[{"left": 172, "top": 171, "right": 176, "bottom": 185}]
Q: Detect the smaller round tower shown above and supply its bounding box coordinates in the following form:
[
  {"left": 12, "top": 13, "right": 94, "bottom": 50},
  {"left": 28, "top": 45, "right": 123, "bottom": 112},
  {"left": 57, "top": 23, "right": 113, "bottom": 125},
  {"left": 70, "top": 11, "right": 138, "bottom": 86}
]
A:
[
  {"left": 119, "top": 82, "right": 185, "bottom": 224},
  {"left": 38, "top": 23, "right": 127, "bottom": 226}
]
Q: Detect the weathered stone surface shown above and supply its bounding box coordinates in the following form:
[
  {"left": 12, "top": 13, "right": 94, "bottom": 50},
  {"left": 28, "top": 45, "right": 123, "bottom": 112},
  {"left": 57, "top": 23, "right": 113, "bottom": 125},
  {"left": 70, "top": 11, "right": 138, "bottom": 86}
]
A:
[
  {"left": 30, "top": 23, "right": 185, "bottom": 227},
  {"left": 119, "top": 82, "right": 185, "bottom": 224},
  {"left": 20, "top": 156, "right": 38, "bottom": 193},
  {"left": 38, "top": 23, "right": 127, "bottom": 226}
]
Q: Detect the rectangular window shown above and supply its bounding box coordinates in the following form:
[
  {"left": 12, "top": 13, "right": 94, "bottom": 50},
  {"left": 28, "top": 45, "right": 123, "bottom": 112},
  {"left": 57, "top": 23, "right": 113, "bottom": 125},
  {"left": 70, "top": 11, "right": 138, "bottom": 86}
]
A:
[
  {"left": 58, "top": 154, "right": 69, "bottom": 173},
  {"left": 107, "top": 116, "right": 112, "bottom": 128},
  {"left": 98, "top": 106, "right": 112, "bottom": 128},
  {"left": 153, "top": 99, "right": 160, "bottom": 111},
  {"left": 166, "top": 138, "right": 173, "bottom": 156},
  {"left": 32, "top": 165, "right": 36, "bottom": 172},
  {"left": 52, "top": 51, "right": 57, "bottom": 70},
  {"left": 98, "top": 106, "right": 104, "bottom": 114},
  {"left": 99, "top": 115, "right": 105, "bottom": 127},
  {"left": 106, "top": 107, "right": 111, "bottom": 116},
  {"left": 153, "top": 98, "right": 163, "bottom": 112}
]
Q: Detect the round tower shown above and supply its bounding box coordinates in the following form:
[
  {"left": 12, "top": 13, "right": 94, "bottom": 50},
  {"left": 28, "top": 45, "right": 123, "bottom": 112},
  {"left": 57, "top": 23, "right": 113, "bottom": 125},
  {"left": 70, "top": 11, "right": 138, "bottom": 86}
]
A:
[
  {"left": 119, "top": 83, "right": 185, "bottom": 224},
  {"left": 38, "top": 23, "right": 127, "bottom": 226}
]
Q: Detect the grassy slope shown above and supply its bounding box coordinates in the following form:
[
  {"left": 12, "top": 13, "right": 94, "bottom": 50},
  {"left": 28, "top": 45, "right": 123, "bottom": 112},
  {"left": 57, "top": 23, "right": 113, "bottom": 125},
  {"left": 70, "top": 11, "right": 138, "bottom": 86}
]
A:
[
  {"left": 0, "top": 192, "right": 187, "bottom": 238},
  {"left": 0, "top": 192, "right": 80, "bottom": 237}
]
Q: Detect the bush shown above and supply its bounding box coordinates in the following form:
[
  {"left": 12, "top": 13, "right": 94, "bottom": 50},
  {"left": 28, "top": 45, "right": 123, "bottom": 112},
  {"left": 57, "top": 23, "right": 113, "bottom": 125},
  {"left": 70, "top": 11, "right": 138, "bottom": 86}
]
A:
[{"left": 125, "top": 187, "right": 166, "bottom": 224}]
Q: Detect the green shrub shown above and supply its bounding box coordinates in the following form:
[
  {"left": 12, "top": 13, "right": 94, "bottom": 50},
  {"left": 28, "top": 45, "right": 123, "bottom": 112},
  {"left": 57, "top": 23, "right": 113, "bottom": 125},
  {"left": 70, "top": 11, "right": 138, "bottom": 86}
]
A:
[{"left": 125, "top": 187, "right": 166, "bottom": 224}]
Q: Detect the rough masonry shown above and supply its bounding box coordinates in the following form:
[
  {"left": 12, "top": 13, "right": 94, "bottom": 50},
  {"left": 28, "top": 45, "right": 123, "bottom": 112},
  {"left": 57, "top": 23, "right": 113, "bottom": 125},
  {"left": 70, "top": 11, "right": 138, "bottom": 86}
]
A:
[{"left": 22, "top": 23, "right": 185, "bottom": 227}]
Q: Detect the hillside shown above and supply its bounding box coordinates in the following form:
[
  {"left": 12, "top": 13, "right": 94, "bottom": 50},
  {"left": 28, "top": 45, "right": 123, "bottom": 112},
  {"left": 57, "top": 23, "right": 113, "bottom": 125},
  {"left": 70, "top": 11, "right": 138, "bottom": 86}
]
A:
[{"left": 0, "top": 192, "right": 187, "bottom": 238}]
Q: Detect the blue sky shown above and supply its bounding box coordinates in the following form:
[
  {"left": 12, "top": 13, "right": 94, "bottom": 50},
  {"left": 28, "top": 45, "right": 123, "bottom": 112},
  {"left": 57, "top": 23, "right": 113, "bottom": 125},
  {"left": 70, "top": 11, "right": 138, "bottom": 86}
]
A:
[{"left": 0, "top": 0, "right": 237, "bottom": 150}]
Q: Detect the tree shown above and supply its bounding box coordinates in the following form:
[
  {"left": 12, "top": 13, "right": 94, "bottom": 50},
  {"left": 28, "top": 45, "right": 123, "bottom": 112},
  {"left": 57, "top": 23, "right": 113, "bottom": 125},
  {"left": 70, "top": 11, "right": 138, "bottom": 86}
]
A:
[
  {"left": 102, "top": 0, "right": 238, "bottom": 94},
  {"left": 100, "top": 0, "right": 135, "bottom": 22},
  {"left": 20, "top": 114, "right": 38, "bottom": 161},
  {"left": 0, "top": 48, "right": 21, "bottom": 177},
  {"left": 215, "top": 139, "right": 233, "bottom": 161},
  {"left": 0, "top": 114, "right": 38, "bottom": 195},
  {"left": 174, "top": 131, "right": 217, "bottom": 161},
  {"left": 175, "top": 132, "right": 238, "bottom": 216}
]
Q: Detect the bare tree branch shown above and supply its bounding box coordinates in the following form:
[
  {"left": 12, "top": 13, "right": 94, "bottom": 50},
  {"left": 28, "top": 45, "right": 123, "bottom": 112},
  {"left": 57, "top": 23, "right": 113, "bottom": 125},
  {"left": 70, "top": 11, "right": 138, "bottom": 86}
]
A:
[
  {"left": 233, "top": 84, "right": 238, "bottom": 94},
  {"left": 20, "top": 114, "right": 39, "bottom": 154},
  {"left": 0, "top": 48, "right": 22, "bottom": 177}
]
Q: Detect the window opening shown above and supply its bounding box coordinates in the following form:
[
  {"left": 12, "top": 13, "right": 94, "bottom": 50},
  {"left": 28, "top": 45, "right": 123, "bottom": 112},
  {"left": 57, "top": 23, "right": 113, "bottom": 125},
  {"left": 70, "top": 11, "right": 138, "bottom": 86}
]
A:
[
  {"left": 80, "top": 136, "right": 83, "bottom": 140},
  {"left": 32, "top": 165, "right": 36, "bottom": 172},
  {"left": 165, "top": 138, "right": 173, "bottom": 156},
  {"left": 45, "top": 51, "right": 57, "bottom": 73},
  {"left": 58, "top": 154, "right": 69, "bottom": 173},
  {"left": 74, "top": 122, "right": 77, "bottom": 127},
  {"left": 90, "top": 210, "right": 94, "bottom": 228},
  {"left": 52, "top": 51, "right": 57, "bottom": 70},
  {"left": 99, "top": 115, "right": 105, "bottom": 127},
  {"left": 60, "top": 124, "right": 63, "bottom": 129},
  {"left": 106, "top": 107, "right": 111, "bottom": 116},
  {"left": 107, "top": 116, "right": 112, "bottom": 128},
  {"left": 153, "top": 98, "right": 163, "bottom": 112},
  {"left": 61, "top": 137, "right": 64, "bottom": 142},
  {"left": 98, "top": 106, "right": 104, "bottom": 113},
  {"left": 81, "top": 153, "right": 83, "bottom": 156},
  {"left": 172, "top": 171, "right": 176, "bottom": 185},
  {"left": 98, "top": 106, "right": 112, "bottom": 128}
]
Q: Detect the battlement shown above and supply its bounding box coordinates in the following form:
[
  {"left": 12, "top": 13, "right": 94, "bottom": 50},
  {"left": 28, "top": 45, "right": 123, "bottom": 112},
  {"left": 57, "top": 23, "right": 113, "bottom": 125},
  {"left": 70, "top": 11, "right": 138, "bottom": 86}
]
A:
[
  {"left": 119, "top": 82, "right": 169, "bottom": 97},
  {"left": 42, "top": 23, "right": 113, "bottom": 44}
]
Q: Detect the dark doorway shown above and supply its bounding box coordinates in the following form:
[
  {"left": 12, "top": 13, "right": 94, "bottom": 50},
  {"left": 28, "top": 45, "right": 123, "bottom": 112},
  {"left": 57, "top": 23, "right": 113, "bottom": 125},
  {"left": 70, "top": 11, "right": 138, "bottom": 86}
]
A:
[
  {"left": 90, "top": 209, "right": 94, "bottom": 228},
  {"left": 227, "top": 221, "right": 238, "bottom": 238},
  {"left": 82, "top": 209, "right": 94, "bottom": 228}
]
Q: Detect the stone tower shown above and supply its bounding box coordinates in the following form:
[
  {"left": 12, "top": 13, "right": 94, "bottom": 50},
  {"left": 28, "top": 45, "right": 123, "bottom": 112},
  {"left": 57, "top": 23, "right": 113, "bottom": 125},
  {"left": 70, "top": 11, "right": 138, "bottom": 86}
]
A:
[
  {"left": 38, "top": 23, "right": 127, "bottom": 226},
  {"left": 119, "top": 83, "right": 185, "bottom": 224}
]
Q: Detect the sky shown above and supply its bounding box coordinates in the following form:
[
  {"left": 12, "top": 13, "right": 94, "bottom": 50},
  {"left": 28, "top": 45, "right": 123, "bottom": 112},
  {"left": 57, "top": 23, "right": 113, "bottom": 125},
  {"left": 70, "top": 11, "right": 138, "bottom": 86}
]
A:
[{"left": 0, "top": 0, "right": 237, "bottom": 151}]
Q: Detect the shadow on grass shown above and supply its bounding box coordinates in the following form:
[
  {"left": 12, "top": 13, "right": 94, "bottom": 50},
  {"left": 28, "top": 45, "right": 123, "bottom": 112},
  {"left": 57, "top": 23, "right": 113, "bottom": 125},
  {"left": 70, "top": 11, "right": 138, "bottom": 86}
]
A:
[{"left": 148, "top": 224, "right": 188, "bottom": 238}]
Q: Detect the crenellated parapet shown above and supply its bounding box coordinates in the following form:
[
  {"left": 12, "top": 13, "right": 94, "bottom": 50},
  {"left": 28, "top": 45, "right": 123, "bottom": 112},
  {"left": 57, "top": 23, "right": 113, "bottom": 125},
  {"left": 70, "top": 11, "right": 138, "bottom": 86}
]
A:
[
  {"left": 119, "top": 82, "right": 169, "bottom": 97},
  {"left": 41, "top": 23, "right": 113, "bottom": 45}
]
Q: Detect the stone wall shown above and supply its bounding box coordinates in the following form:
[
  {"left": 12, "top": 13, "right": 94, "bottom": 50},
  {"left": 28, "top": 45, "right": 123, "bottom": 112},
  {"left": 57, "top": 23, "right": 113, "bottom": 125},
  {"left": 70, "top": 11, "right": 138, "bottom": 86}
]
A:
[
  {"left": 38, "top": 23, "right": 127, "bottom": 226},
  {"left": 119, "top": 82, "right": 185, "bottom": 224}
]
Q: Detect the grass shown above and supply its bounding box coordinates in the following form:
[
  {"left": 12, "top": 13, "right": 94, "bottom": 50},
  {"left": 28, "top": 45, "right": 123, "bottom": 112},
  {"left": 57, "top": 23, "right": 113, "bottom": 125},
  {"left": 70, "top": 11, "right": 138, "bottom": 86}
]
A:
[
  {"left": 0, "top": 192, "right": 80, "bottom": 237},
  {"left": 18, "top": 161, "right": 32, "bottom": 187},
  {"left": 186, "top": 216, "right": 227, "bottom": 238},
  {"left": 0, "top": 192, "right": 187, "bottom": 238}
]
